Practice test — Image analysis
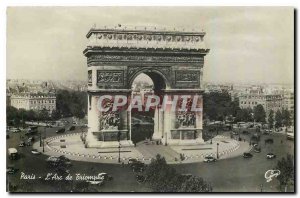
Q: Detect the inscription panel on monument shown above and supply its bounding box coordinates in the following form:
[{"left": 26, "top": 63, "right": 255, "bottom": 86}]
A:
[
  {"left": 175, "top": 70, "right": 200, "bottom": 84},
  {"left": 96, "top": 70, "right": 124, "bottom": 87}
]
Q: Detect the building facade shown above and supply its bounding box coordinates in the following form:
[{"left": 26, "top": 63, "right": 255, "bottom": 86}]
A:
[
  {"left": 239, "top": 91, "right": 283, "bottom": 115},
  {"left": 10, "top": 93, "right": 56, "bottom": 114}
]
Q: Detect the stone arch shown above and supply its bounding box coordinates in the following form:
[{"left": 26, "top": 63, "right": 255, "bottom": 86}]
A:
[{"left": 128, "top": 68, "right": 171, "bottom": 91}]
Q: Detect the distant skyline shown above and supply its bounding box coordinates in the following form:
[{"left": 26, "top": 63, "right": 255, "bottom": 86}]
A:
[{"left": 7, "top": 7, "right": 294, "bottom": 84}]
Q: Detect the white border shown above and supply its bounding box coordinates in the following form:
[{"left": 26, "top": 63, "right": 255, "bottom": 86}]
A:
[{"left": 1, "top": 0, "right": 298, "bottom": 198}]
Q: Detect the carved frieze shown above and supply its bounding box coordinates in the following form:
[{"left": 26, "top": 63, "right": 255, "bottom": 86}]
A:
[
  {"left": 88, "top": 54, "right": 204, "bottom": 65},
  {"left": 175, "top": 70, "right": 200, "bottom": 84}
]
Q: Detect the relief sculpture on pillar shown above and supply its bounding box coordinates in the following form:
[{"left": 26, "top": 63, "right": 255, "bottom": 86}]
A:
[
  {"left": 175, "top": 97, "right": 196, "bottom": 128},
  {"left": 99, "top": 98, "right": 120, "bottom": 130}
]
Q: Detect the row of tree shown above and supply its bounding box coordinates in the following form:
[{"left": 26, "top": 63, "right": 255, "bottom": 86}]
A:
[
  {"left": 268, "top": 109, "right": 292, "bottom": 128},
  {"left": 6, "top": 106, "right": 52, "bottom": 126},
  {"left": 203, "top": 92, "right": 293, "bottom": 127},
  {"left": 55, "top": 90, "right": 87, "bottom": 119},
  {"left": 144, "top": 155, "right": 212, "bottom": 192},
  {"left": 203, "top": 92, "right": 240, "bottom": 122}
]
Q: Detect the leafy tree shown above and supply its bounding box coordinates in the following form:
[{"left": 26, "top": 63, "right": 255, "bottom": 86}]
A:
[
  {"left": 144, "top": 154, "right": 212, "bottom": 192},
  {"left": 6, "top": 106, "right": 20, "bottom": 126},
  {"left": 282, "top": 109, "right": 292, "bottom": 127},
  {"left": 268, "top": 110, "right": 274, "bottom": 129},
  {"left": 276, "top": 154, "right": 294, "bottom": 192},
  {"left": 179, "top": 176, "right": 212, "bottom": 192},
  {"left": 203, "top": 92, "right": 240, "bottom": 121},
  {"left": 38, "top": 108, "right": 49, "bottom": 121},
  {"left": 235, "top": 108, "right": 252, "bottom": 122},
  {"left": 56, "top": 90, "right": 87, "bottom": 118},
  {"left": 253, "top": 104, "right": 266, "bottom": 123},
  {"left": 26, "top": 110, "right": 38, "bottom": 121},
  {"left": 51, "top": 110, "right": 61, "bottom": 120},
  {"left": 275, "top": 110, "right": 283, "bottom": 128}
]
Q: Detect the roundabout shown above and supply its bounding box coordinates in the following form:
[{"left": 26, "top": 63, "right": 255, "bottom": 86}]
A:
[{"left": 33, "top": 132, "right": 252, "bottom": 164}]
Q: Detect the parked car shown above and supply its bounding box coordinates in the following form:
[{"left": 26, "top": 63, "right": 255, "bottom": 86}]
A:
[
  {"left": 8, "top": 148, "right": 18, "bottom": 160},
  {"left": 46, "top": 156, "right": 60, "bottom": 166},
  {"left": 136, "top": 175, "right": 145, "bottom": 183},
  {"left": 56, "top": 128, "right": 65, "bottom": 133},
  {"left": 19, "top": 141, "right": 26, "bottom": 147},
  {"left": 266, "top": 153, "right": 276, "bottom": 159},
  {"left": 58, "top": 155, "right": 72, "bottom": 166},
  {"left": 11, "top": 128, "right": 21, "bottom": 133},
  {"left": 204, "top": 156, "right": 217, "bottom": 163},
  {"left": 86, "top": 178, "right": 104, "bottom": 186},
  {"left": 99, "top": 173, "right": 113, "bottom": 181},
  {"left": 243, "top": 152, "right": 253, "bottom": 158},
  {"left": 28, "top": 137, "right": 34, "bottom": 142},
  {"left": 128, "top": 159, "right": 138, "bottom": 165},
  {"left": 31, "top": 149, "right": 41, "bottom": 155},
  {"left": 7, "top": 166, "right": 19, "bottom": 174},
  {"left": 253, "top": 147, "right": 261, "bottom": 153},
  {"left": 131, "top": 161, "right": 145, "bottom": 172},
  {"left": 68, "top": 126, "right": 76, "bottom": 131}
]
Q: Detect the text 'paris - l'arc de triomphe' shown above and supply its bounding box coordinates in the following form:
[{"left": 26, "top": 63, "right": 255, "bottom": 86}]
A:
[{"left": 83, "top": 25, "right": 210, "bottom": 148}]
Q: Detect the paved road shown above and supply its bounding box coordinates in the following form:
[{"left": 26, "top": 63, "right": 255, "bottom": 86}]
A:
[
  {"left": 7, "top": 126, "right": 150, "bottom": 192},
  {"left": 174, "top": 132, "right": 294, "bottom": 192},
  {"left": 7, "top": 126, "right": 294, "bottom": 192}
]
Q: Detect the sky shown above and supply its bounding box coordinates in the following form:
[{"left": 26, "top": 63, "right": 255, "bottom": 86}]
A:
[{"left": 6, "top": 7, "right": 294, "bottom": 84}]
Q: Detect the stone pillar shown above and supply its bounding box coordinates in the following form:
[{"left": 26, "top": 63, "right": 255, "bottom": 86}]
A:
[
  {"left": 153, "top": 105, "right": 164, "bottom": 140},
  {"left": 86, "top": 91, "right": 133, "bottom": 148}
]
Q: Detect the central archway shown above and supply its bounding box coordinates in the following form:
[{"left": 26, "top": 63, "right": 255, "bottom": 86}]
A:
[{"left": 129, "top": 71, "right": 168, "bottom": 145}]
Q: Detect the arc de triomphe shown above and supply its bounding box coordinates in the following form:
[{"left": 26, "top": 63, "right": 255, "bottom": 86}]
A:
[{"left": 83, "top": 26, "right": 209, "bottom": 148}]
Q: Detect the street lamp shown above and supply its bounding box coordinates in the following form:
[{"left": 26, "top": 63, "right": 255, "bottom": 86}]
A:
[
  {"left": 39, "top": 129, "right": 42, "bottom": 147},
  {"left": 216, "top": 143, "right": 219, "bottom": 159},
  {"left": 42, "top": 137, "right": 45, "bottom": 153},
  {"left": 117, "top": 131, "right": 121, "bottom": 163},
  {"left": 43, "top": 127, "right": 46, "bottom": 153}
]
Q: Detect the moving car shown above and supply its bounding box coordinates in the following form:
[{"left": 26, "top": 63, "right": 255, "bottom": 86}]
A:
[
  {"left": 8, "top": 148, "right": 18, "bottom": 160},
  {"left": 46, "top": 156, "right": 60, "bottom": 166},
  {"left": 99, "top": 173, "right": 113, "bottom": 181},
  {"left": 86, "top": 178, "right": 104, "bottom": 186},
  {"left": 266, "top": 153, "right": 276, "bottom": 159},
  {"left": 19, "top": 141, "right": 26, "bottom": 147},
  {"left": 58, "top": 155, "right": 72, "bottom": 166},
  {"left": 287, "top": 132, "right": 294, "bottom": 140},
  {"left": 131, "top": 161, "right": 145, "bottom": 172},
  {"left": 253, "top": 147, "right": 261, "bottom": 153},
  {"left": 31, "top": 149, "right": 41, "bottom": 155},
  {"left": 128, "top": 158, "right": 138, "bottom": 165},
  {"left": 10, "top": 128, "right": 21, "bottom": 133},
  {"left": 243, "top": 152, "right": 253, "bottom": 158},
  {"left": 204, "top": 156, "right": 217, "bottom": 163},
  {"left": 56, "top": 128, "right": 65, "bottom": 133},
  {"left": 68, "top": 126, "right": 76, "bottom": 131},
  {"left": 136, "top": 175, "right": 145, "bottom": 183}
]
